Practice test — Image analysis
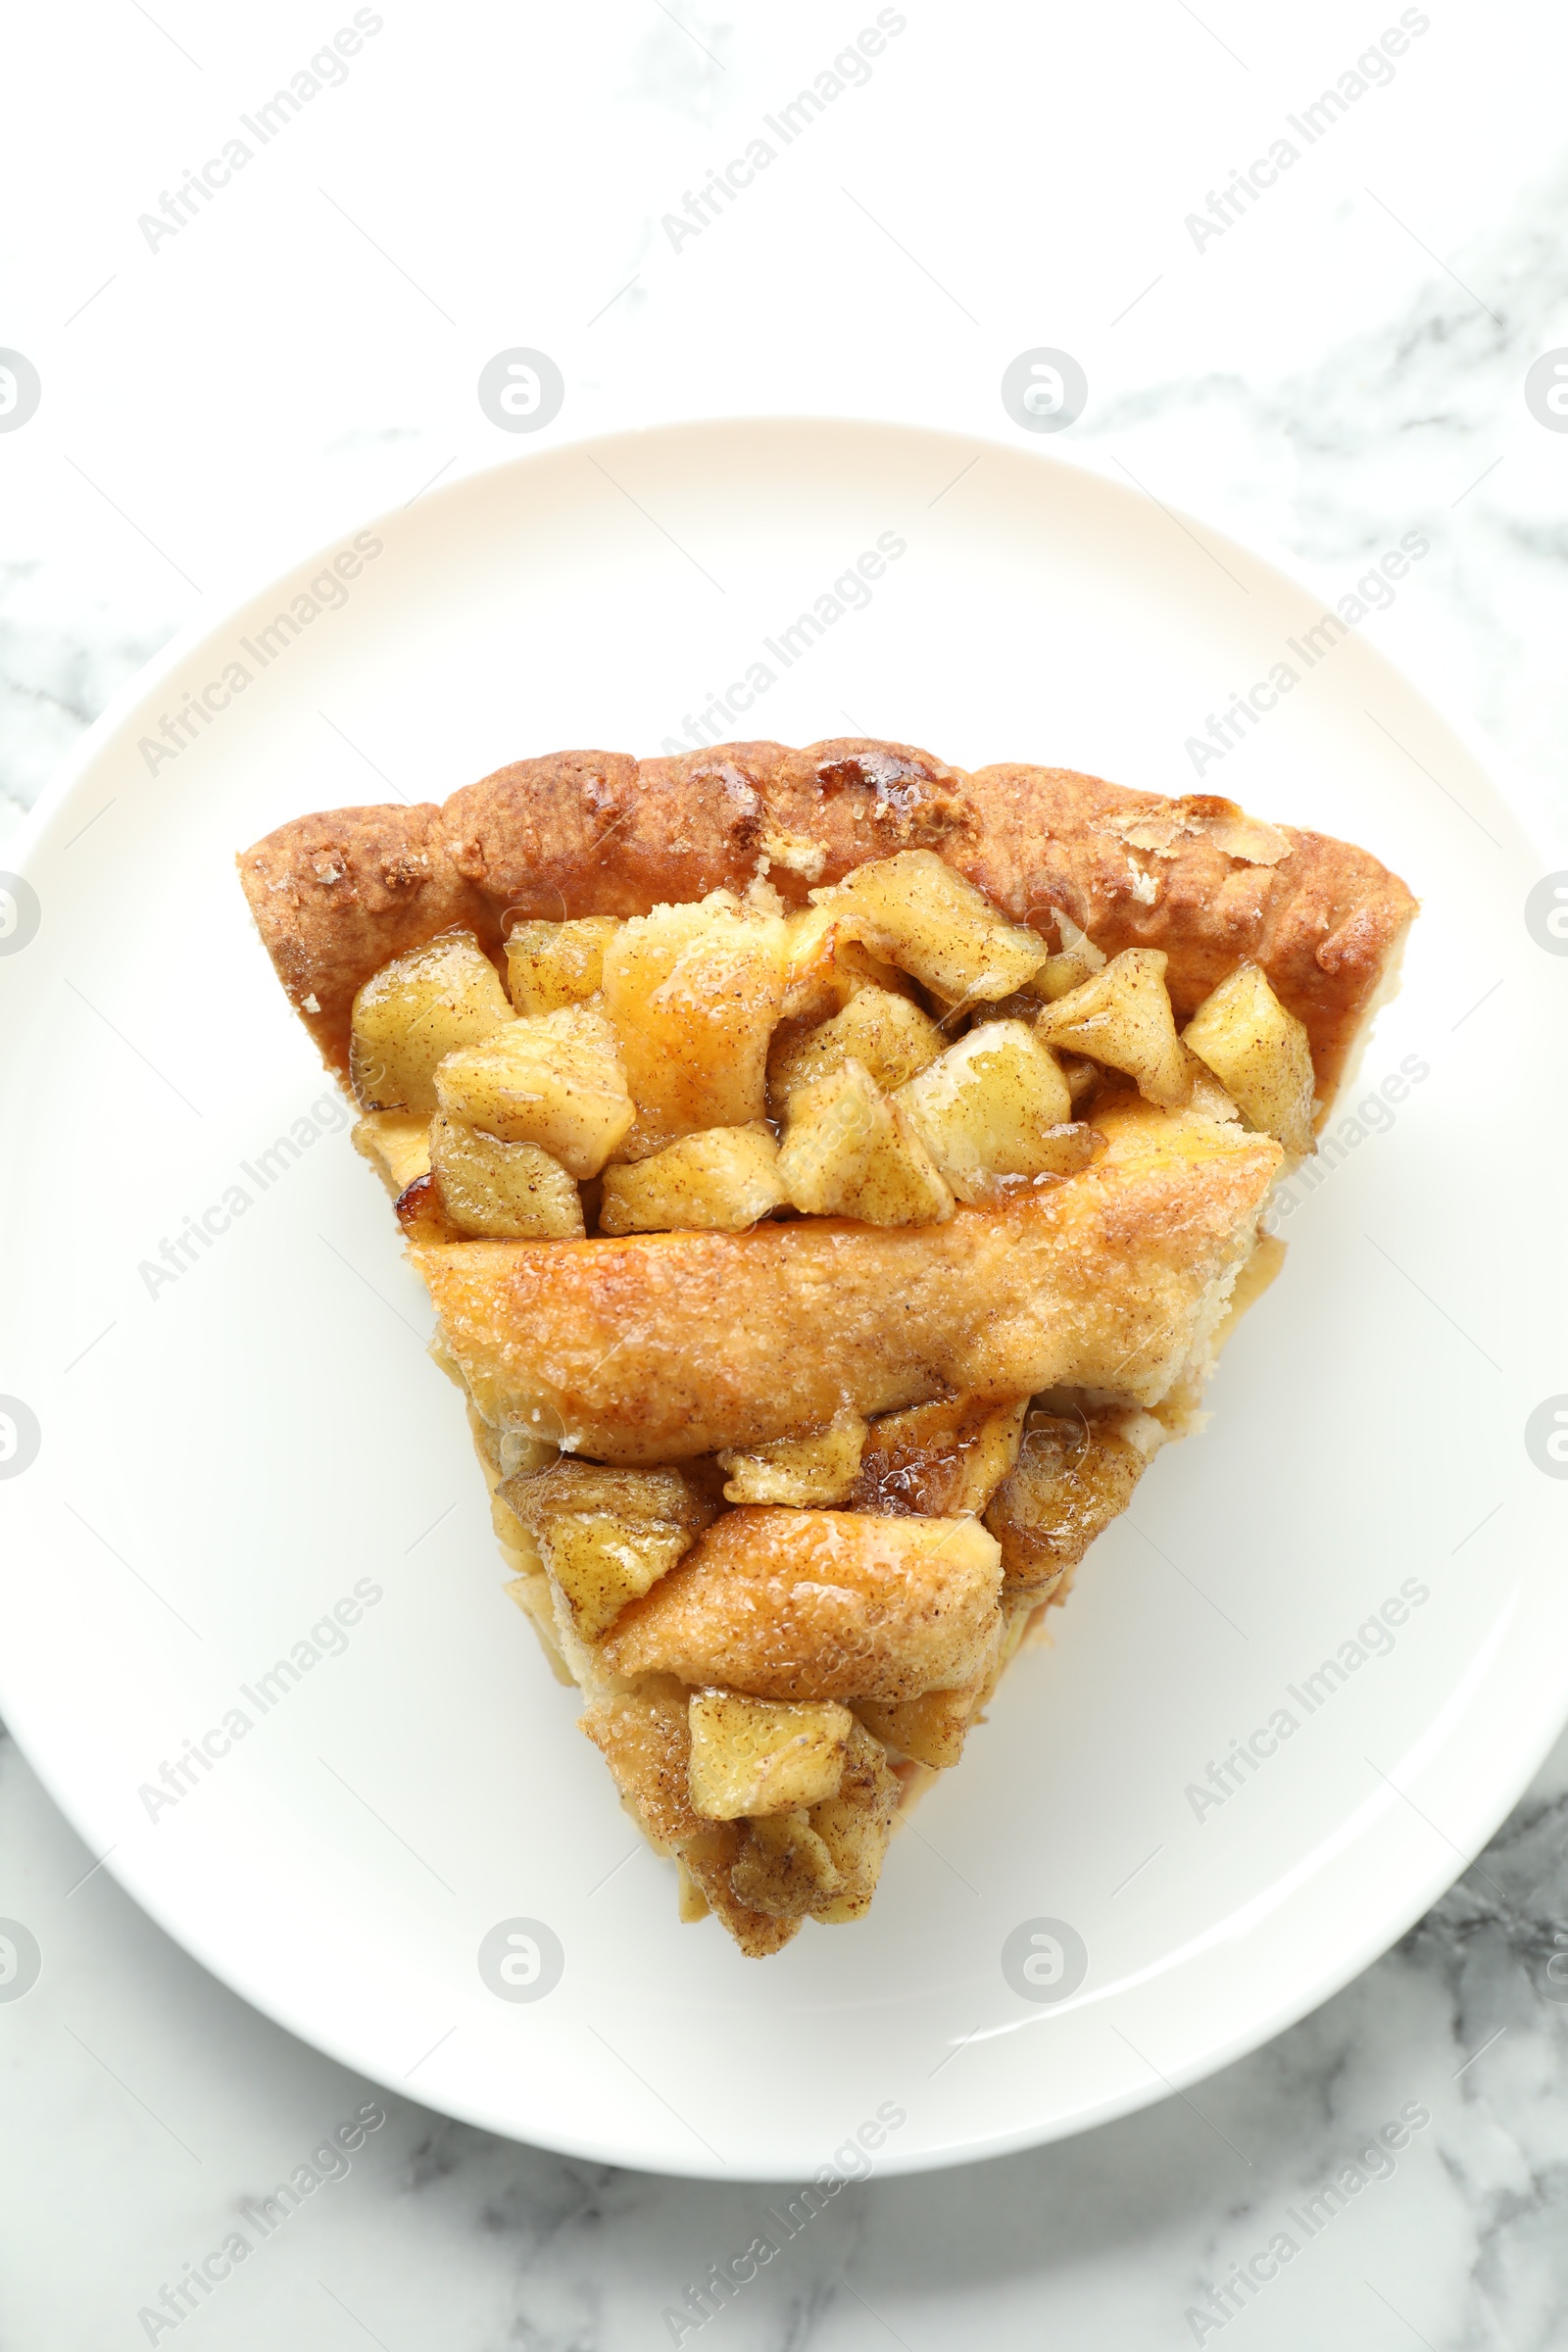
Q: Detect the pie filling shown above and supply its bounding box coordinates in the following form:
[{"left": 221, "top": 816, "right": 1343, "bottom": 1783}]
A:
[{"left": 339, "top": 848, "right": 1303, "bottom": 1955}]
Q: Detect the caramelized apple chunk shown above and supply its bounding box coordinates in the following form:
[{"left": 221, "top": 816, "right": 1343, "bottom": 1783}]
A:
[
  {"left": 349, "top": 931, "right": 514, "bottom": 1113},
  {"left": 983, "top": 1404, "right": 1151, "bottom": 1599},
  {"left": 434, "top": 1004, "right": 633, "bottom": 1177},
  {"left": 599, "top": 1124, "right": 784, "bottom": 1235},
  {"left": 687, "top": 1691, "right": 854, "bottom": 1819},
  {"left": 725, "top": 1721, "right": 900, "bottom": 1921},
  {"left": 505, "top": 916, "right": 620, "bottom": 1015},
  {"left": 779, "top": 905, "right": 917, "bottom": 1022},
  {"left": 1183, "top": 961, "right": 1316, "bottom": 1155},
  {"left": 1034, "top": 948, "right": 1191, "bottom": 1108},
  {"left": 717, "top": 1409, "right": 869, "bottom": 1506},
  {"left": 728, "top": 1808, "right": 845, "bottom": 1915},
  {"left": 600, "top": 892, "right": 788, "bottom": 1154},
  {"left": 768, "top": 987, "right": 946, "bottom": 1118},
  {"left": 504, "top": 1461, "right": 718, "bottom": 1643},
  {"left": 800, "top": 1721, "right": 901, "bottom": 1923},
  {"left": 895, "top": 1020, "right": 1078, "bottom": 1202},
  {"left": 427, "top": 1113, "right": 584, "bottom": 1239},
  {"left": 855, "top": 1684, "right": 979, "bottom": 1771},
  {"left": 809, "top": 850, "right": 1046, "bottom": 1004},
  {"left": 844, "top": 1394, "right": 1028, "bottom": 1518},
  {"left": 777, "top": 1059, "right": 955, "bottom": 1227}
]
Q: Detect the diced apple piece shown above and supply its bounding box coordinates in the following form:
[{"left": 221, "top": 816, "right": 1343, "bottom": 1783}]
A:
[
  {"left": 894, "top": 1020, "right": 1077, "bottom": 1203},
  {"left": 779, "top": 903, "right": 840, "bottom": 1017},
  {"left": 394, "top": 1170, "right": 460, "bottom": 1244},
  {"left": 768, "top": 987, "right": 946, "bottom": 1118},
  {"left": 505, "top": 916, "right": 620, "bottom": 1015},
  {"left": 1034, "top": 948, "right": 1191, "bottom": 1107},
  {"left": 717, "top": 1409, "right": 868, "bottom": 1506},
  {"left": 349, "top": 931, "right": 514, "bottom": 1113},
  {"left": 352, "top": 1109, "right": 430, "bottom": 1197},
  {"left": 687, "top": 1691, "right": 854, "bottom": 1819},
  {"left": 845, "top": 1394, "right": 1028, "bottom": 1518},
  {"left": 855, "top": 1686, "right": 976, "bottom": 1770},
  {"left": 780, "top": 906, "right": 915, "bottom": 1021},
  {"left": 983, "top": 1406, "right": 1148, "bottom": 1599},
  {"left": 728, "top": 1809, "right": 844, "bottom": 1915},
  {"left": 1184, "top": 1055, "right": 1242, "bottom": 1125},
  {"left": 801, "top": 1722, "right": 901, "bottom": 1923},
  {"left": 777, "top": 1059, "right": 955, "bottom": 1227},
  {"left": 504, "top": 1461, "right": 718, "bottom": 1642},
  {"left": 428, "top": 1112, "right": 584, "bottom": 1239},
  {"left": 600, "top": 893, "right": 788, "bottom": 1154},
  {"left": 434, "top": 1004, "right": 633, "bottom": 1177},
  {"left": 1034, "top": 908, "right": 1107, "bottom": 1002},
  {"left": 809, "top": 850, "right": 1046, "bottom": 1004},
  {"left": 599, "top": 1124, "right": 784, "bottom": 1235},
  {"left": 1182, "top": 961, "right": 1315, "bottom": 1155}
]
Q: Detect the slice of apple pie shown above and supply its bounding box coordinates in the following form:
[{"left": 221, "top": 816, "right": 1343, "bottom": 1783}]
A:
[{"left": 238, "top": 738, "right": 1415, "bottom": 1956}]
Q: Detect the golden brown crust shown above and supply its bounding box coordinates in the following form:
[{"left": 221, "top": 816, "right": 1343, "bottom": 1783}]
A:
[
  {"left": 237, "top": 802, "right": 498, "bottom": 1072},
  {"left": 237, "top": 738, "right": 1416, "bottom": 1105},
  {"left": 412, "top": 1100, "right": 1280, "bottom": 1462},
  {"left": 598, "top": 1508, "right": 1004, "bottom": 1702}
]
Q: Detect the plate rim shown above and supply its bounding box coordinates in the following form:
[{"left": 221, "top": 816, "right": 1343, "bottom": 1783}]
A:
[{"left": 2, "top": 411, "right": 1559, "bottom": 2180}]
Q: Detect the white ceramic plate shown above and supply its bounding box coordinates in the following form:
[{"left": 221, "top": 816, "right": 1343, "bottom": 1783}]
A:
[{"left": 3, "top": 419, "right": 1563, "bottom": 2180}]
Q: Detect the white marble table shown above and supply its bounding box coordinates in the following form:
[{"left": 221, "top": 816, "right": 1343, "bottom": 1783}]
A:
[{"left": 5, "top": 6, "right": 1568, "bottom": 2344}]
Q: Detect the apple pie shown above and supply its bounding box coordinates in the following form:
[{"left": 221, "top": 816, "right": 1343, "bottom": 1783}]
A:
[{"left": 238, "top": 738, "right": 1415, "bottom": 1956}]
